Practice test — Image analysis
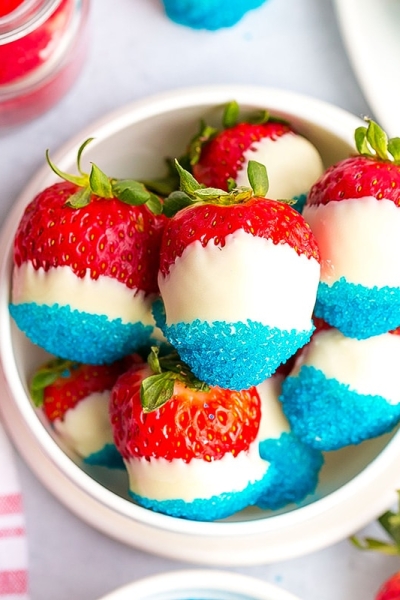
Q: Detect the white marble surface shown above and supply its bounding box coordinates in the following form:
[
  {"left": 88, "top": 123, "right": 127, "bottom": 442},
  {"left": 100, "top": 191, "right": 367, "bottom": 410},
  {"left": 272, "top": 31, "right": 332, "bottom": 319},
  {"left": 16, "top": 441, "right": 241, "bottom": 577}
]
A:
[{"left": 1, "top": 0, "right": 399, "bottom": 599}]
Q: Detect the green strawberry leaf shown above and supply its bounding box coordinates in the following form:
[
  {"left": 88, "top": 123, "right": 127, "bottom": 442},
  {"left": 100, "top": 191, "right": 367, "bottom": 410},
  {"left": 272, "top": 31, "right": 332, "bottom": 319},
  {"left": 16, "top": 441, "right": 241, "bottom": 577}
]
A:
[
  {"left": 354, "top": 127, "right": 369, "bottom": 155},
  {"left": 223, "top": 100, "right": 240, "bottom": 128},
  {"left": 89, "top": 163, "right": 113, "bottom": 198},
  {"left": 65, "top": 186, "right": 92, "bottom": 208},
  {"left": 140, "top": 347, "right": 210, "bottom": 413},
  {"left": 247, "top": 109, "right": 270, "bottom": 125},
  {"left": 188, "top": 121, "right": 219, "bottom": 165},
  {"left": 366, "top": 119, "right": 389, "bottom": 161},
  {"left": 175, "top": 160, "right": 204, "bottom": 197},
  {"left": 194, "top": 187, "right": 229, "bottom": 200},
  {"left": 112, "top": 179, "right": 151, "bottom": 205},
  {"left": 247, "top": 160, "right": 269, "bottom": 197},
  {"left": 30, "top": 358, "right": 77, "bottom": 407},
  {"left": 140, "top": 372, "right": 177, "bottom": 413},
  {"left": 350, "top": 536, "right": 400, "bottom": 555},
  {"left": 388, "top": 137, "right": 400, "bottom": 162},
  {"left": 162, "top": 190, "right": 194, "bottom": 217}
]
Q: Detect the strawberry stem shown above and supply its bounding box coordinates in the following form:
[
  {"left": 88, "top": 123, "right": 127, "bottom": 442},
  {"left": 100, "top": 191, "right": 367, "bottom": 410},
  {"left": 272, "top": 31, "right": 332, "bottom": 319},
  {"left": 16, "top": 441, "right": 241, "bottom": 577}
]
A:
[
  {"left": 355, "top": 118, "right": 400, "bottom": 164},
  {"left": 140, "top": 347, "right": 209, "bottom": 413}
]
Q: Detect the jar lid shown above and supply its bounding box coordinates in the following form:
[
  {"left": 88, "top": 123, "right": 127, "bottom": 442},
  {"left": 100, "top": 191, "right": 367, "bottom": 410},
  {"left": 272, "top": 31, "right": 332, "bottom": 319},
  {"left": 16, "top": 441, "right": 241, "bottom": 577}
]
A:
[
  {"left": 0, "top": 0, "right": 63, "bottom": 44},
  {"left": 97, "top": 570, "right": 301, "bottom": 600}
]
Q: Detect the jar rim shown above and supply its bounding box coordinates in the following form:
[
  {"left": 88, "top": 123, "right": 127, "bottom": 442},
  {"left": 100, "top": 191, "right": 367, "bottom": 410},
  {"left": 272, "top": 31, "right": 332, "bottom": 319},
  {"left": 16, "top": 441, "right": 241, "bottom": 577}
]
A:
[{"left": 0, "top": 0, "right": 63, "bottom": 44}]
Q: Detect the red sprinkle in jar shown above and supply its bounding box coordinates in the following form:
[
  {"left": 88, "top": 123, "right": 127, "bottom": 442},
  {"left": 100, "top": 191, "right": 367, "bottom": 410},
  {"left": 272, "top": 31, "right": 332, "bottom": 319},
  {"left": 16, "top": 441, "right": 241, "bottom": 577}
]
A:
[{"left": 0, "top": 0, "right": 90, "bottom": 127}]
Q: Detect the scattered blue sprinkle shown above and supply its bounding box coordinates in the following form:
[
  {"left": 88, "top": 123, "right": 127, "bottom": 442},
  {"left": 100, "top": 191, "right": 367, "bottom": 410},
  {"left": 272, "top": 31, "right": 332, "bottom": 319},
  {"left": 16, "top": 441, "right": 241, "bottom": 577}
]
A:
[
  {"left": 129, "top": 474, "right": 268, "bottom": 521},
  {"left": 9, "top": 302, "right": 153, "bottom": 364},
  {"left": 257, "top": 432, "right": 323, "bottom": 509},
  {"left": 280, "top": 366, "right": 400, "bottom": 451},
  {"left": 161, "top": 0, "right": 268, "bottom": 30},
  {"left": 83, "top": 443, "right": 125, "bottom": 470},
  {"left": 315, "top": 278, "right": 400, "bottom": 339},
  {"left": 153, "top": 299, "right": 313, "bottom": 390}
]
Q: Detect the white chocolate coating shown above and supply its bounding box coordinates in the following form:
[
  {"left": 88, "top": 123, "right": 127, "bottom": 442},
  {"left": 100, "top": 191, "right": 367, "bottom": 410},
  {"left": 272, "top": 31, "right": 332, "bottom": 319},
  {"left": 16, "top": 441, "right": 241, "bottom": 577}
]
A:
[
  {"left": 53, "top": 391, "right": 114, "bottom": 457},
  {"left": 159, "top": 230, "right": 320, "bottom": 330},
  {"left": 303, "top": 197, "right": 400, "bottom": 287},
  {"left": 292, "top": 328, "right": 400, "bottom": 404},
  {"left": 12, "top": 263, "right": 156, "bottom": 325},
  {"left": 235, "top": 132, "right": 324, "bottom": 199},
  {"left": 125, "top": 441, "right": 269, "bottom": 502}
]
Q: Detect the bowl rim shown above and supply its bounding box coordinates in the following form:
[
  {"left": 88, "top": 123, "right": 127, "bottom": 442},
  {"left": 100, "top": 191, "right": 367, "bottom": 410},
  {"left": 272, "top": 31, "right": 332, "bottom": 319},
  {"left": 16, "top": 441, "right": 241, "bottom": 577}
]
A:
[
  {"left": 1, "top": 84, "right": 400, "bottom": 564},
  {"left": 96, "top": 569, "right": 301, "bottom": 600}
]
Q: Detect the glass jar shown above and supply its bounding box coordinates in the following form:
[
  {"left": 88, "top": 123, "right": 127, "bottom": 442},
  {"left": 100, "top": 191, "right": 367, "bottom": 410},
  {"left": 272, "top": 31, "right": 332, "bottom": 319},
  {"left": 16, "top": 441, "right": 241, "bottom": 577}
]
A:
[{"left": 0, "top": 0, "right": 90, "bottom": 127}]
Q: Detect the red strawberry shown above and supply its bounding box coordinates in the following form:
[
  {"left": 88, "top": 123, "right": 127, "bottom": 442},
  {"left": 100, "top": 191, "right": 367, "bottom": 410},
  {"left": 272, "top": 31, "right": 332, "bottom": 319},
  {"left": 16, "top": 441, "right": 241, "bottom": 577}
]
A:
[
  {"left": 109, "top": 347, "right": 268, "bottom": 520},
  {"left": 10, "top": 139, "right": 167, "bottom": 365},
  {"left": 376, "top": 573, "right": 400, "bottom": 600},
  {"left": 188, "top": 101, "right": 323, "bottom": 208},
  {"left": 155, "top": 160, "right": 320, "bottom": 391},
  {"left": 303, "top": 118, "right": 400, "bottom": 339},
  {"left": 30, "top": 355, "right": 136, "bottom": 467},
  {"left": 110, "top": 349, "right": 261, "bottom": 463}
]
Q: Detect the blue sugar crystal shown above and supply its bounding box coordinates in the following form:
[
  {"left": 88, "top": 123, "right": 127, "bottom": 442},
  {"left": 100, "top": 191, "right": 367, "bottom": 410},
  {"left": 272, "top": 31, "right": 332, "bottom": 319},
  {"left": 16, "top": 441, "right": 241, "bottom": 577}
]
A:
[
  {"left": 153, "top": 299, "right": 313, "bottom": 390},
  {"left": 9, "top": 302, "right": 153, "bottom": 365},
  {"left": 280, "top": 366, "right": 400, "bottom": 451},
  {"left": 84, "top": 444, "right": 125, "bottom": 470},
  {"left": 129, "top": 475, "right": 268, "bottom": 521},
  {"left": 315, "top": 278, "right": 400, "bottom": 339},
  {"left": 257, "top": 432, "right": 323, "bottom": 509},
  {"left": 161, "top": 0, "right": 268, "bottom": 30}
]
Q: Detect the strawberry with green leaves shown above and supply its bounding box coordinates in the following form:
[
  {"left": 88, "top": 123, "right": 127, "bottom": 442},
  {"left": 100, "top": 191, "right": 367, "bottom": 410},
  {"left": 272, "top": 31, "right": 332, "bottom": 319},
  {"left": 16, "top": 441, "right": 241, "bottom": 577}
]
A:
[
  {"left": 154, "top": 160, "right": 320, "bottom": 391},
  {"left": 189, "top": 101, "right": 324, "bottom": 213},
  {"left": 30, "top": 356, "right": 135, "bottom": 468},
  {"left": 110, "top": 347, "right": 271, "bottom": 521},
  {"left": 303, "top": 118, "right": 400, "bottom": 339},
  {"left": 10, "top": 139, "right": 167, "bottom": 365}
]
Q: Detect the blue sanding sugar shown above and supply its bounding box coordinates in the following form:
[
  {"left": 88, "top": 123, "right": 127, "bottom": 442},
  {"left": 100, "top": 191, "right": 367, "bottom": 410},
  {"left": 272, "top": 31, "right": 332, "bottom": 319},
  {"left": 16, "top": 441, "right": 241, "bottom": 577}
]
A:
[
  {"left": 9, "top": 302, "right": 153, "bottom": 365},
  {"left": 152, "top": 300, "right": 314, "bottom": 390},
  {"left": 257, "top": 432, "right": 323, "bottom": 510},
  {"left": 83, "top": 444, "right": 125, "bottom": 470},
  {"left": 315, "top": 278, "right": 400, "bottom": 339},
  {"left": 129, "top": 474, "right": 268, "bottom": 521},
  {"left": 280, "top": 366, "right": 400, "bottom": 451},
  {"left": 161, "top": 0, "right": 267, "bottom": 30}
]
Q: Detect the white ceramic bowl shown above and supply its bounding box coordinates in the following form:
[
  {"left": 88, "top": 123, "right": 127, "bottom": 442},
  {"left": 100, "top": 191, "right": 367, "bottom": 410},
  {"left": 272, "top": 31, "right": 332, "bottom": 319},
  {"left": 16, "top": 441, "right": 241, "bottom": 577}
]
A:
[
  {"left": 96, "top": 570, "right": 301, "bottom": 600},
  {"left": 1, "top": 85, "right": 400, "bottom": 566}
]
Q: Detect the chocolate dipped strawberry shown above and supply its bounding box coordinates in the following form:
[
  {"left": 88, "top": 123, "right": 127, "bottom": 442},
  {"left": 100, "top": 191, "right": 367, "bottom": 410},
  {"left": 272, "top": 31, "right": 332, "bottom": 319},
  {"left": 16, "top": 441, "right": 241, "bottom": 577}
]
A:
[
  {"left": 10, "top": 139, "right": 167, "bottom": 364},
  {"left": 189, "top": 101, "right": 324, "bottom": 212},
  {"left": 30, "top": 356, "right": 135, "bottom": 468},
  {"left": 154, "top": 160, "right": 321, "bottom": 391},
  {"left": 303, "top": 118, "right": 400, "bottom": 339},
  {"left": 110, "top": 347, "right": 269, "bottom": 521}
]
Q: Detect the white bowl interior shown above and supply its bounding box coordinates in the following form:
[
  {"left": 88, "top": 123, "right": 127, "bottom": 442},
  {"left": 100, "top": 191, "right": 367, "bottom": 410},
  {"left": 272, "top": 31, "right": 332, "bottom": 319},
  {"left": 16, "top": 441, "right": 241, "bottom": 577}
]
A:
[{"left": 1, "top": 86, "right": 400, "bottom": 564}]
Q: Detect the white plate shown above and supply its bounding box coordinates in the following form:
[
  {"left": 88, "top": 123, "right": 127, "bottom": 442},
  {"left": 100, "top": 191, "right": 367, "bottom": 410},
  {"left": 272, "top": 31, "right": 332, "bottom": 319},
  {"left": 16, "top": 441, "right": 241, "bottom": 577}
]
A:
[
  {"left": 1, "top": 85, "right": 400, "bottom": 566},
  {"left": 97, "top": 570, "right": 301, "bottom": 600},
  {"left": 334, "top": 0, "right": 400, "bottom": 136}
]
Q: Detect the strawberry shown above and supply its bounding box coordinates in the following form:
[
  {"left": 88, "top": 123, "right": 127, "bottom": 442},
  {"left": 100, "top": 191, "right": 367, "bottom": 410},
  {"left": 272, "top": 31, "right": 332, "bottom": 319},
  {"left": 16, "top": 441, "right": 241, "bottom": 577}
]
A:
[
  {"left": 376, "top": 574, "right": 400, "bottom": 600},
  {"left": 155, "top": 159, "right": 320, "bottom": 391},
  {"left": 352, "top": 492, "right": 400, "bottom": 599},
  {"left": 109, "top": 347, "right": 271, "bottom": 521},
  {"left": 189, "top": 101, "right": 323, "bottom": 212},
  {"left": 30, "top": 356, "right": 136, "bottom": 468},
  {"left": 10, "top": 139, "right": 167, "bottom": 365},
  {"left": 279, "top": 324, "right": 400, "bottom": 451},
  {"left": 303, "top": 118, "right": 400, "bottom": 339}
]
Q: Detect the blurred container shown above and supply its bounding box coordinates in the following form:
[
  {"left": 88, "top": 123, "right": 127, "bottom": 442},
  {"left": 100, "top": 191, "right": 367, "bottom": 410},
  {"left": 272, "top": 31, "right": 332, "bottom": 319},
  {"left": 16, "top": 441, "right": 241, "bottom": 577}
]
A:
[{"left": 0, "top": 0, "right": 90, "bottom": 127}]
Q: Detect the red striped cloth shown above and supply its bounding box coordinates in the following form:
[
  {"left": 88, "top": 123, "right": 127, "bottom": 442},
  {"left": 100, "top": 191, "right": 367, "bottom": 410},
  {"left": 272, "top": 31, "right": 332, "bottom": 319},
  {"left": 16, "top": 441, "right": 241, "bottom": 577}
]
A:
[{"left": 0, "top": 423, "right": 28, "bottom": 600}]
